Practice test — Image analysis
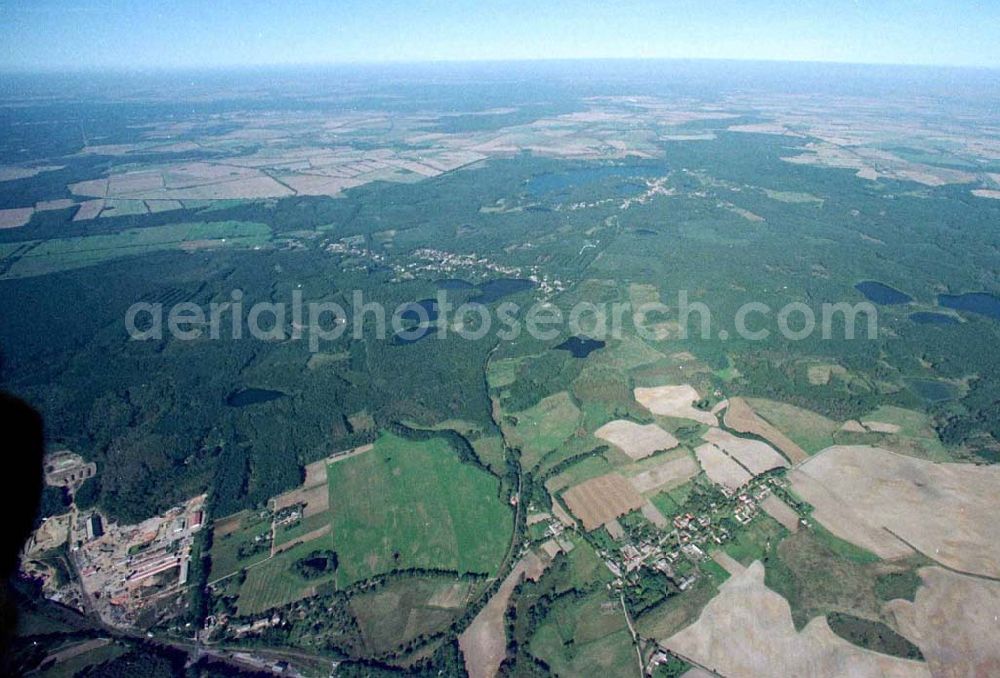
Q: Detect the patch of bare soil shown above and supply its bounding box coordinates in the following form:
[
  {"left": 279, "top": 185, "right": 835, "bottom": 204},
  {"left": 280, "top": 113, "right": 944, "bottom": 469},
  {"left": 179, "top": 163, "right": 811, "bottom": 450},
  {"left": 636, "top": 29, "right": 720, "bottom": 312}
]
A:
[{"left": 663, "top": 561, "right": 930, "bottom": 677}]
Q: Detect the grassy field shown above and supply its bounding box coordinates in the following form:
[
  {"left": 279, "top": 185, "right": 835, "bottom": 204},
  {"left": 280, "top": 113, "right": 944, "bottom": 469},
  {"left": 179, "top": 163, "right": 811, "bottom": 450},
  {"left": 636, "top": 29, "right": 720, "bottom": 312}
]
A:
[
  {"left": 350, "top": 575, "right": 470, "bottom": 655},
  {"left": 856, "top": 405, "right": 949, "bottom": 461},
  {"left": 505, "top": 391, "right": 582, "bottom": 470},
  {"left": 529, "top": 589, "right": 637, "bottom": 678},
  {"left": 487, "top": 357, "right": 523, "bottom": 389},
  {"left": 723, "top": 514, "right": 788, "bottom": 566},
  {"left": 633, "top": 574, "right": 719, "bottom": 641},
  {"left": 209, "top": 510, "right": 273, "bottom": 581},
  {"left": 746, "top": 398, "right": 840, "bottom": 454},
  {"left": 762, "top": 527, "right": 917, "bottom": 630},
  {"left": 236, "top": 540, "right": 337, "bottom": 616},
  {"left": 2, "top": 220, "right": 271, "bottom": 278},
  {"left": 326, "top": 431, "right": 513, "bottom": 586},
  {"left": 471, "top": 435, "right": 508, "bottom": 476}
]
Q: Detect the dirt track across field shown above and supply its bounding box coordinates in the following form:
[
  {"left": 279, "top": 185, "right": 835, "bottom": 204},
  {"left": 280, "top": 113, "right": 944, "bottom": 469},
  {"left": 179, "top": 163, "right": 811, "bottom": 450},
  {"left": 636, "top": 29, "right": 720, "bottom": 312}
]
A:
[
  {"left": 702, "top": 427, "right": 788, "bottom": 475},
  {"left": 724, "top": 397, "right": 808, "bottom": 464},
  {"left": 790, "top": 445, "right": 1000, "bottom": 577},
  {"left": 694, "top": 443, "right": 751, "bottom": 491}
]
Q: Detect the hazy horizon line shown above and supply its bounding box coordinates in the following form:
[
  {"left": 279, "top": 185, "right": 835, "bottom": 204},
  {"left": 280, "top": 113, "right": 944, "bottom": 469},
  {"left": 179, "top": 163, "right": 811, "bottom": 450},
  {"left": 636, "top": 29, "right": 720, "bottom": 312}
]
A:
[{"left": 2, "top": 54, "right": 998, "bottom": 78}]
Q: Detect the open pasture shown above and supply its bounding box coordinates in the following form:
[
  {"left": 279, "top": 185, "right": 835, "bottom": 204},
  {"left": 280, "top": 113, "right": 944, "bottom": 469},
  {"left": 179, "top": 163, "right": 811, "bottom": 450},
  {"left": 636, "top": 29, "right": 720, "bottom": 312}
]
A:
[{"left": 325, "top": 432, "right": 512, "bottom": 586}]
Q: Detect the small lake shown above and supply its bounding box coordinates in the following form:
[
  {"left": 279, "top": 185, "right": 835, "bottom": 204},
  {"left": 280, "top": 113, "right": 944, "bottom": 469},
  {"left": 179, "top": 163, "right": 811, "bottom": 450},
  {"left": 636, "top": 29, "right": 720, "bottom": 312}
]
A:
[
  {"left": 436, "top": 278, "right": 474, "bottom": 290},
  {"left": 909, "top": 378, "right": 956, "bottom": 403},
  {"left": 226, "top": 388, "right": 285, "bottom": 407},
  {"left": 473, "top": 278, "right": 536, "bottom": 303},
  {"left": 938, "top": 292, "right": 1000, "bottom": 321},
  {"left": 527, "top": 165, "right": 659, "bottom": 196},
  {"left": 555, "top": 336, "right": 606, "bottom": 358},
  {"left": 855, "top": 281, "right": 912, "bottom": 305},
  {"left": 910, "top": 312, "right": 959, "bottom": 326},
  {"left": 393, "top": 299, "right": 439, "bottom": 345},
  {"left": 398, "top": 298, "right": 439, "bottom": 323}
]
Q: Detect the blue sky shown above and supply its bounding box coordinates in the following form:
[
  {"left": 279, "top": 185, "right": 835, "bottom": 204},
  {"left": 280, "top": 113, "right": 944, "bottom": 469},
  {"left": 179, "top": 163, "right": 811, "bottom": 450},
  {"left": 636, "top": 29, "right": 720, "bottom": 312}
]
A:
[{"left": 2, "top": 0, "right": 998, "bottom": 71}]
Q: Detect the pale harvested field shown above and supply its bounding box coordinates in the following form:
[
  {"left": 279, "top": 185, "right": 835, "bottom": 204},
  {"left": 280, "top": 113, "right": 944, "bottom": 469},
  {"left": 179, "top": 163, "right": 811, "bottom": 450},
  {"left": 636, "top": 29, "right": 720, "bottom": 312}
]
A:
[
  {"left": 108, "top": 170, "right": 164, "bottom": 194},
  {"left": 760, "top": 495, "right": 800, "bottom": 532},
  {"left": 213, "top": 511, "right": 247, "bottom": 538},
  {"left": 72, "top": 200, "right": 104, "bottom": 221},
  {"left": 790, "top": 445, "right": 1000, "bottom": 576},
  {"left": 841, "top": 419, "right": 867, "bottom": 433},
  {"left": 145, "top": 199, "right": 184, "bottom": 213},
  {"left": 551, "top": 500, "right": 576, "bottom": 527},
  {"left": 35, "top": 198, "right": 76, "bottom": 212},
  {"left": 634, "top": 384, "right": 717, "bottom": 426},
  {"left": 272, "top": 478, "right": 329, "bottom": 517},
  {"left": 694, "top": 443, "right": 751, "bottom": 492},
  {"left": 972, "top": 188, "right": 1000, "bottom": 199},
  {"left": 460, "top": 550, "right": 550, "bottom": 678},
  {"left": 807, "top": 363, "right": 845, "bottom": 385},
  {"left": 595, "top": 420, "right": 678, "bottom": 460},
  {"left": 710, "top": 550, "right": 745, "bottom": 576},
  {"left": 274, "top": 525, "right": 330, "bottom": 553},
  {"left": 426, "top": 580, "right": 471, "bottom": 609},
  {"left": 0, "top": 207, "right": 33, "bottom": 229},
  {"left": 724, "top": 397, "right": 808, "bottom": 464},
  {"left": 526, "top": 512, "right": 551, "bottom": 526},
  {"left": 272, "top": 444, "right": 373, "bottom": 517},
  {"left": 641, "top": 501, "right": 669, "bottom": 529},
  {"left": 663, "top": 561, "right": 930, "bottom": 677},
  {"left": 0, "top": 164, "right": 63, "bottom": 181},
  {"left": 702, "top": 427, "right": 788, "bottom": 475},
  {"left": 562, "top": 473, "right": 646, "bottom": 530},
  {"left": 885, "top": 567, "right": 1000, "bottom": 677},
  {"left": 861, "top": 420, "right": 902, "bottom": 434},
  {"left": 627, "top": 451, "right": 700, "bottom": 494}
]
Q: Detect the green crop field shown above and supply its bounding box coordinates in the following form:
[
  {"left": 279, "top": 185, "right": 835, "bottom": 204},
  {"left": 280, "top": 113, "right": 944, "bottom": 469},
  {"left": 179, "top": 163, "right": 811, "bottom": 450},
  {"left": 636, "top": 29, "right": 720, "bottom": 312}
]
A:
[
  {"left": 504, "top": 391, "right": 582, "bottom": 469},
  {"left": 236, "top": 540, "right": 338, "bottom": 616},
  {"left": 208, "top": 510, "right": 273, "bottom": 581},
  {"left": 326, "top": 431, "right": 513, "bottom": 586},
  {"left": 1, "top": 220, "right": 271, "bottom": 278},
  {"left": 529, "top": 589, "right": 636, "bottom": 678}
]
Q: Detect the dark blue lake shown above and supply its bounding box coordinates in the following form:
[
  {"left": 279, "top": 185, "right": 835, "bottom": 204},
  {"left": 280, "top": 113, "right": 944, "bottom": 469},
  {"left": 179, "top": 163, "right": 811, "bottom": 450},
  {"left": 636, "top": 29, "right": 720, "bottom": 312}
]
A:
[
  {"left": 938, "top": 292, "right": 1000, "bottom": 321},
  {"left": 909, "top": 379, "right": 956, "bottom": 403},
  {"left": 398, "top": 298, "right": 439, "bottom": 323},
  {"left": 527, "top": 165, "right": 659, "bottom": 196},
  {"left": 910, "top": 312, "right": 959, "bottom": 326},
  {"left": 393, "top": 298, "right": 439, "bottom": 345},
  {"left": 226, "top": 388, "right": 285, "bottom": 407},
  {"left": 473, "top": 278, "right": 535, "bottom": 303},
  {"left": 855, "top": 281, "right": 912, "bottom": 305},
  {"left": 555, "top": 336, "right": 606, "bottom": 358},
  {"left": 436, "top": 278, "right": 474, "bottom": 290}
]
